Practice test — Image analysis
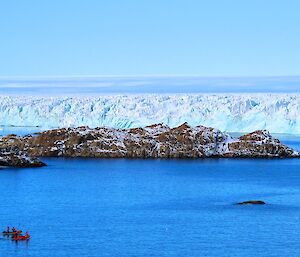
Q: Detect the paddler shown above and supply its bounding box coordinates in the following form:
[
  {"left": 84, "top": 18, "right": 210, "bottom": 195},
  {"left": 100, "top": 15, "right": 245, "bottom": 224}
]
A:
[
  {"left": 12, "top": 231, "right": 18, "bottom": 239},
  {"left": 25, "top": 232, "right": 30, "bottom": 238},
  {"left": 12, "top": 227, "right": 15, "bottom": 232},
  {"left": 6, "top": 226, "right": 9, "bottom": 233}
]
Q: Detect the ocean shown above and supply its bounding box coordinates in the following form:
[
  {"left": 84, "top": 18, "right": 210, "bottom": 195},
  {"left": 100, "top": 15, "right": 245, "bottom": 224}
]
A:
[
  {"left": 1, "top": 77, "right": 300, "bottom": 256},
  {"left": 1, "top": 155, "right": 300, "bottom": 256}
]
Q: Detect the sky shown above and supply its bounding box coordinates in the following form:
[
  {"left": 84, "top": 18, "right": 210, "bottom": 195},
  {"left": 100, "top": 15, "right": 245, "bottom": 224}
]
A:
[{"left": 0, "top": 0, "right": 300, "bottom": 77}]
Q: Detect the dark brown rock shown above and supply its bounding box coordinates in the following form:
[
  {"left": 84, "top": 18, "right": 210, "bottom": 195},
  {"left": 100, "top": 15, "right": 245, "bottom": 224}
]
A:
[
  {"left": 0, "top": 123, "right": 299, "bottom": 161},
  {"left": 0, "top": 152, "right": 46, "bottom": 168},
  {"left": 237, "top": 200, "right": 266, "bottom": 205}
]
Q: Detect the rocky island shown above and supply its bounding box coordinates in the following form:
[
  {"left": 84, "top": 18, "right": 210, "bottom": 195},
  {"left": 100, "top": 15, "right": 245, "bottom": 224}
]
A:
[
  {"left": 0, "top": 123, "right": 299, "bottom": 167},
  {"left": 0, "top": 150, "right": 46, "bottom": 167}
]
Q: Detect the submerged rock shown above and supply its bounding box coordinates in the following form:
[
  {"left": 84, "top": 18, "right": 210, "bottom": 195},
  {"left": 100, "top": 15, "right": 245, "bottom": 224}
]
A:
[
  {"left": 237, "top": 200, "right": 266, "bottom": 205},
  {"left": 0, "top": 123, "right": 299, "bottom": 161}
]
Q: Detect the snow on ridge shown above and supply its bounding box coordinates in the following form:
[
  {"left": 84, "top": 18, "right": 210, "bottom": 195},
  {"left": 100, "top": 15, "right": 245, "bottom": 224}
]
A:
[{"left": 1, "top": 94, "right": 300, "bottom": 134}]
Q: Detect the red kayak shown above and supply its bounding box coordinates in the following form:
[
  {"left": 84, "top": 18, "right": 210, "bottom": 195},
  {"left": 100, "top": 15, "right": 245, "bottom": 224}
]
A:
[{"left": 12, "top": 236, "right": 30, "bottom": 241}]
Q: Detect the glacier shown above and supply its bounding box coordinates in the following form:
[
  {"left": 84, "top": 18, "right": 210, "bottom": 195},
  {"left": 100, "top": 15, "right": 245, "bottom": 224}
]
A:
[{"left": 0, "top": 94, "right": 300, "bottom": 134}]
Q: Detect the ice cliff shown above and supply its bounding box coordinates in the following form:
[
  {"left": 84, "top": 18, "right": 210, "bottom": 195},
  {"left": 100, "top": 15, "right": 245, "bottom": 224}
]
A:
[{"left": 1, "top": 94, "right": 300, "bottom": 134}]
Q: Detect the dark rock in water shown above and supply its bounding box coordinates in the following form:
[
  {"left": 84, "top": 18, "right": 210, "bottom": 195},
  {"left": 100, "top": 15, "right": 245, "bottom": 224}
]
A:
[
  {"left": 0, "top": 152, "right": 46, "bottom": 168},
  {"left": 0, "top": 134, "right": 46, "bottom": 168},
  {"left": 237, "top": 200, "right": 266, "bottom": 205}
]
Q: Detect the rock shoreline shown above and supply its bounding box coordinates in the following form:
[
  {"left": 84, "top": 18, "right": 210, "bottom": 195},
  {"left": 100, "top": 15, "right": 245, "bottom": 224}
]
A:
[
  {"left": 0, "top": 151, "right": 46, "bottom": 168},
  {"left": 0, "top": 123, "right": 299, "bottom": 167}
]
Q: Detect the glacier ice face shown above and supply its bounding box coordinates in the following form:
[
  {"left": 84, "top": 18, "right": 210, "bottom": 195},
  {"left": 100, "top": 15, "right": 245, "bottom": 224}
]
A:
[{"left": 1, "top": 94, "right": 300, "bottom": 134}]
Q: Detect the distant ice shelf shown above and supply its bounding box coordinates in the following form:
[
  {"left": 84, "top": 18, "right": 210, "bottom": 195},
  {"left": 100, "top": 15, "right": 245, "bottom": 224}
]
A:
[{"left": 1, "top": 94, "right": 300, "bottom": 134}]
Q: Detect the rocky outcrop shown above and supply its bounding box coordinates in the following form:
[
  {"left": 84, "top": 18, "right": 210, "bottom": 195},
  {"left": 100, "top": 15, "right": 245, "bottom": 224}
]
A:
[
  {"left": 226, "top": 130, "right": 296, "bottom": 158},
  {"left": 0, "top": 123, "right": 298, "bottom": 162},
  {"left": 0, "top": 134, "right": 46, "bottom": 168},
  {"left": 0, "top": 151, "right": 46, "bottom": 168}
]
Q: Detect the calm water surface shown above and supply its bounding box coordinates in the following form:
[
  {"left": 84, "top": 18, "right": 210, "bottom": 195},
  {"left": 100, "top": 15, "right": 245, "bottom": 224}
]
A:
[
  {"left": 2, "top": 81, "right": 300, "bottom": 256},
  {"left": 1, "top": 155, "right": 300, "bottom": 256}
]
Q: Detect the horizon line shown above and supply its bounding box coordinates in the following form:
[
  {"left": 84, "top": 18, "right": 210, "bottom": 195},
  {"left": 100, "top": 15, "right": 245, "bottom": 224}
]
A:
[{"left": 0, "top": 74, "right": 300, "bottom": 80}]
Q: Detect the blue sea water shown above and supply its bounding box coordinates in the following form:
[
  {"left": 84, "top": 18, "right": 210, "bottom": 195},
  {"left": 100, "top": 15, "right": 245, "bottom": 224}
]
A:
[
  {"left": 1, "top": 149, "right": 300, "bottom": 256},
  {"left": 1, "top": 78, "right": 300, "bottom": 256}
]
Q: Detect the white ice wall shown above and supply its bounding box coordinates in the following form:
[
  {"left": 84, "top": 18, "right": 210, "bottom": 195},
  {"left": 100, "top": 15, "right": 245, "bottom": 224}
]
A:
[{"left": 1, "top": 94, "right": 300, "bottom": 134}]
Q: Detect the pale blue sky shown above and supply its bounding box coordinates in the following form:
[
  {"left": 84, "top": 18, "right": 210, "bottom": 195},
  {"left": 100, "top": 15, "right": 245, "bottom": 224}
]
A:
[{"left": 0, "top": 0, "right": 299, "bottom": 77}]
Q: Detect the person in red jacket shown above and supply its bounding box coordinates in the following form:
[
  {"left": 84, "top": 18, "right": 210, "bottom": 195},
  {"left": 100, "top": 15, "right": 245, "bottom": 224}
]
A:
[{"left": 25, "top": 232, "right": 30, "bottom": 238}]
